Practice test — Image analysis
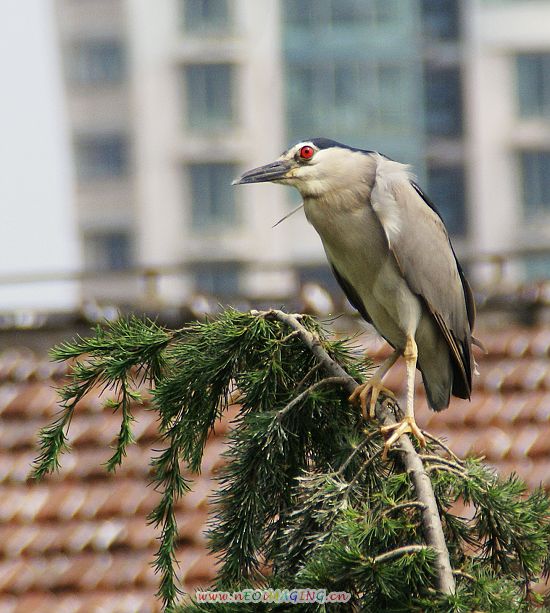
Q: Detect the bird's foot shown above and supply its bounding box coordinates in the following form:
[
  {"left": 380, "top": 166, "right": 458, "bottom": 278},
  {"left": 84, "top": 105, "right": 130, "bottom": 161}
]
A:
[
  {"left": 349, "top": 380, "right": 396, "bottom": 420},
  {"left": 380, "top": 416, "right": 427, "bottom": 460}
]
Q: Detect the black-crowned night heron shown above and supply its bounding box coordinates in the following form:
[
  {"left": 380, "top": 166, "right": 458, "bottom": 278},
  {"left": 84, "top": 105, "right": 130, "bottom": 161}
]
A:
[{"left": 233, "top": 138, "right": 475, "bottom": 458}]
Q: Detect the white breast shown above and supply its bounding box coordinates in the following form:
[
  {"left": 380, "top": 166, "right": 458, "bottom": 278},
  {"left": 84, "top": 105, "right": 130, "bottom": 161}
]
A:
[{"left": 303, "top": 189, "right": 422, "bottom": 349}]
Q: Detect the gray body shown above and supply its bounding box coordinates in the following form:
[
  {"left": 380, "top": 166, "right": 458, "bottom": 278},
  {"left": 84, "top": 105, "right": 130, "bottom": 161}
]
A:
[{"left": 234, "top": 138, "right": 475, "bottom": 411}]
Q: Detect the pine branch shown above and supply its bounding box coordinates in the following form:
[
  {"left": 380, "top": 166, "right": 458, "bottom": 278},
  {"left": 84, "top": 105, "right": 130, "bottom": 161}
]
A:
[
  {"left": 32, "top": 316, "right": 171, "bottom": 480},
  {"left": 276, "top": 376, "right": 349, "bottom": 419},
  {"left": 253, "top": 309, "right": 456, "bottom": 595},
  {"left": 31, "top": 309, "right": 550, "bottom": 611}
]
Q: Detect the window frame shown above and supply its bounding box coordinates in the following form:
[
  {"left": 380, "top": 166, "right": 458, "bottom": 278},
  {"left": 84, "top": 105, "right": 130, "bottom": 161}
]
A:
[
  {"left": 74, "top": 133, "right": 129, "bottom": 181},
  {"left": 187, "top": 162, "right": 239, "bottom": 230},
  {"left": 516, "top": 53, "right": 550, "bottom": 119},
  {"left": 286, "top": 59, "right": 409, "bottom": 137},
  {"left": 68, "top": 38, "right": 126, "bottom": 86},
  {"left": 183, "top": 62, "right": 237, "bottom": 132},
  {"left": 180, "top": 0, "right": 232, "bottom": 35},
  {"left": 426, "top": 164, "right": 468, "bottom": 237},
  {"left": 83, "top": 230, "right": 133, "bottom": 272},
  {"left": 519, "top": 149, "right": 550, "bottom": 219}
]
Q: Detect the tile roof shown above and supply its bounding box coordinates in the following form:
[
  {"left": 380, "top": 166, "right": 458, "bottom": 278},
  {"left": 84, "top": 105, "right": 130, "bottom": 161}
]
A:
[
  {"left": 359, "top": 325, "right": 550, "bottom": 489},
  {"left": 0, "top": 349, "right": 230, "bottom": 612},
  {"left": 0, "top": 323, "right": 549, "bottom": 610}
]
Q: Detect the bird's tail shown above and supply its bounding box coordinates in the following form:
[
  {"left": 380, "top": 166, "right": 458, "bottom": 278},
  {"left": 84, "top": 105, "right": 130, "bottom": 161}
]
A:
[
  {"left": 417, "top": 334, "right": 454, "bottom": 412},
  {"left": 420, "top": 363, "right": 452, "bottom": 411}
]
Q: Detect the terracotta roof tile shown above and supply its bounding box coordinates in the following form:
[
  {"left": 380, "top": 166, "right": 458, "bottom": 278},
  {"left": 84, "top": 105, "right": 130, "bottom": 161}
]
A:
[
  {"left": 5, "top": 591, "right": 160, "bottom": 613},
  {"left": 0, "top": 322, "right": 549, "bottom": 608},
  {"left": 527, "top": 426, "right": 550, "bottom": 458}
]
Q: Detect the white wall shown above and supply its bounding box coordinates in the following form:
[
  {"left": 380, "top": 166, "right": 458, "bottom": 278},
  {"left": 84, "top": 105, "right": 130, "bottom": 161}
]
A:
[
  {"left": 0, "top": 0, "right": 81, "bottom": 310},
  {"left": 464, "top": 0, "right": 550, "bottom": 281}
]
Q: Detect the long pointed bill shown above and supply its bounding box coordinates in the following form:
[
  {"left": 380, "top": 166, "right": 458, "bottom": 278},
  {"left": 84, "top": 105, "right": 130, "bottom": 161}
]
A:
[{"left": 232, "top": 160, "right": 291, "bottom": 185}]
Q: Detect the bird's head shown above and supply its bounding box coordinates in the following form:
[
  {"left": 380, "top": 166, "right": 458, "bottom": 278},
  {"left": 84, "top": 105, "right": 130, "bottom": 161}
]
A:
[{"left": 233, "top": 138, "right": 373, "bottom": 199}]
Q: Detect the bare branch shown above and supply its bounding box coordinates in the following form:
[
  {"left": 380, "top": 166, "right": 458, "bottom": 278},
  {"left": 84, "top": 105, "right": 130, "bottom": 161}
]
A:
[
  {"left": 252, "top": 309, "right": 456, "bottom": 595},
  {"left": 371, "top": 544, "right": 431, "bottom": 565},
  {"left": 383, "top": 501, "right": 428, "bottom": 516},
  {"left": 453, "top": 569, "right": 476, "bottom": 582},
  {"left": 277, "top": 376, "right": 350, "bottom": 420},
  {"left": 425, "top": 463, "right": 468, "bottom": 479},
  {"left": 423, "top": 432, "right": 464, "bottom": 464},
  {"left": 296, "top": 363, "right": 322, "bottom": 391},
  {"left": 337, "top": 431, "right": 379, "bottom": 475},
  {"left": 419, "top": 454, "right": 468, "bottom": 474}
]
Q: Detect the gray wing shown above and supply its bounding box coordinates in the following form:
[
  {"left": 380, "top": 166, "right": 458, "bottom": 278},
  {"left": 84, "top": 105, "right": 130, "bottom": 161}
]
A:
[
  {"left": 370, "top": 162, "right": 474, "bottom": 398},
  {"left": 329, "top": 263, "right": 374, "bottom": 325},
  {"left": 412, "top": 182, "right": 476, "bottom": 332}
]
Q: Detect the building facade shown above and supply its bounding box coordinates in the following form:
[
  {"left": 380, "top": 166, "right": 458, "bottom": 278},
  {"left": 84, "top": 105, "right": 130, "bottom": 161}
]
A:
[
  {"left": 50, "top": 0, "right": 550, "bottom": 308},
  {"left": 282, "top": 0, "right": 470, "bottom": 286},
  {"left": 464, "top": 0, "right": 550, "bottom": 280}
]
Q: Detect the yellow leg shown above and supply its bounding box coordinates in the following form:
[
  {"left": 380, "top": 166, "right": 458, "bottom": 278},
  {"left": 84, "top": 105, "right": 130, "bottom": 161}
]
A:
[
  {"left": 380, "top": 335, "right": 427, "bottom": 460},
  {"left": 349, "top": 350, "right": 399, "bottom": 419}
]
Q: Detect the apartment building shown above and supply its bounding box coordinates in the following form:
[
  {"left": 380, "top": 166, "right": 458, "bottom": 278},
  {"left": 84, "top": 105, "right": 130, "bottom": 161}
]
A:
[
  {"left": 279, "top": 0, "right": 473, "bottom": 288},
  {"left": 128, "top": 0, "right": 291, "bottom": 302},
  {"left": 464, "top": 0, "right": 550, "bottom": 279},
  {"left": 52, "top": 0, "right": 550, "bottom": 307}
]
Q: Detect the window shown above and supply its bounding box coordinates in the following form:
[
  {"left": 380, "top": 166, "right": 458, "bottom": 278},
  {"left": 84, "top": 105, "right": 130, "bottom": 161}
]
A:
[
  {"left": 182, "top": 0, "right": 230, "bottom": 33},
  {"left": 287, "top": 60, "right": 408, "bottom": 137},
  {"left": 426, "top": 165, "right": 467, "bottom": 236},
  {"left": 421, "top": 0, "right": 460, "bottom": 41},
  {"left": 184, "top": 64, "right": 235, "bottom": 131},
  {"left": 75, "top": 134, "right": 129, "bottom": 180},
  {"left": 192, "top": 262, "right": 240, "bottom": 296},
  {"left": 378, "top": 65, "right": 407, "bottom": 126},
  {"left": 69, "top": 40, "right": 125, "bottom": 85},
  {"left": 424, "top": 67, "right": 463, "bottom": 137},
  {"left": 285, "top": 0, "right": 315, "bottom": 26},
  {"left": 84, "top": 231, "right": 132, "bottom": 271},
  {"left": 189, "top": 163, "right": 237, "bottom": 228},
  {"left": 285, "top": 0, "right": 398, "bottom": 27},
  {"left": 372, "top": 0, "right": 400, "bottom": 24},
  {"left": 520, "top": 151, "right": 550, "bottom": 218},
  {"left": 517, "top": 53, "right": 550, "bottom": 118}
]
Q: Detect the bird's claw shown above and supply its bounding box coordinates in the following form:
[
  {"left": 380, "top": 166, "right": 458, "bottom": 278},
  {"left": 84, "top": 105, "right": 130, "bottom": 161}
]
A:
[
  {"left": 349, "top": 381, "right": 396, "bottom": 420},
  {"left": 380, "top": 416, "right": 427, "bottom": 460}
]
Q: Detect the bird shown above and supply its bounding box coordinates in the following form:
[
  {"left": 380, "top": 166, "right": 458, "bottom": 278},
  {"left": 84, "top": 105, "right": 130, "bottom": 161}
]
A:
[{"left": 233, "top": 138, "right": 476, "bottom": 458}]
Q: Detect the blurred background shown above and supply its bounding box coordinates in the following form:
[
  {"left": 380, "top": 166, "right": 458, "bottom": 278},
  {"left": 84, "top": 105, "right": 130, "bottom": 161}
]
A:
[
  {"left": 2, "top": 0, "right": 550, "bottom": 320},
  {"left": 1, "top": 1, "right": 550, "bottom": 611}
]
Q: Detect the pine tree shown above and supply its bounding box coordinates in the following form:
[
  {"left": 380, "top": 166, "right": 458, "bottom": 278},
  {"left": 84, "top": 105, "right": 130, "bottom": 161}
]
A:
[{"left": 32, "top": 309, "right": 550, "bottom": 612}]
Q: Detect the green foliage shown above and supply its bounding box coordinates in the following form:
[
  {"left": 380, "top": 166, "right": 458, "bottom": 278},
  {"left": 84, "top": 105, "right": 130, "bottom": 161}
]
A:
[
  {"left": 32, "top": 316, "right": 171, "bottom": 479},
  {"left": 32, "top": 310, "right": 550, "bottom": 612}
]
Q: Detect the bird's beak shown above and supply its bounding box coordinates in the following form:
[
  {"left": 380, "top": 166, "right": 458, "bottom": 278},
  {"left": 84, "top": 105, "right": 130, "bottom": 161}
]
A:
[{"left": 232, "top": 160, "right": 291, "bottom": 185}]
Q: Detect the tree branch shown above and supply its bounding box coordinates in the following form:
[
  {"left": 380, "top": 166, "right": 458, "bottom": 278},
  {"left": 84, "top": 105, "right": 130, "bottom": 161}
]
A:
[
  {"left": 277, "top": 376, "right": 350, "bottom": 420},
  {"left": 383, "top": 500, "right": 427, "bottom": 516},
  {"left": 371, "top": 544, "right": 431, "bottom": 565},
  {"left": 253, "top": 309, "right": 456, "bottom": 595}
]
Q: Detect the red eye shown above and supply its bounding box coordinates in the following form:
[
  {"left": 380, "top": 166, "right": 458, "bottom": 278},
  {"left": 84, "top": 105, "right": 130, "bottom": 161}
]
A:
[{"left": 299, "top": 145, "right": 315, "bottom": 160}]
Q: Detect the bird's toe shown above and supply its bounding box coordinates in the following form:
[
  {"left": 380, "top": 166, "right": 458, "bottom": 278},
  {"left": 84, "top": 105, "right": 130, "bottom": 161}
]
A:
[
  {"left": 380, "top": 416, "right": 426, "bottom": 460},
  {"left": 349, "top": 381, "right": 396, "bottom": 420}
]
